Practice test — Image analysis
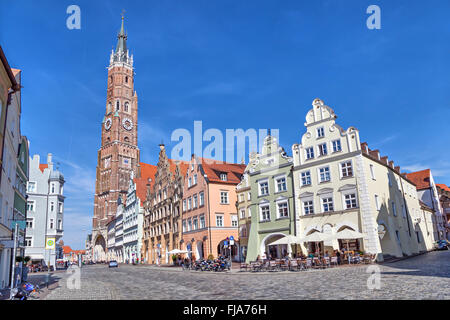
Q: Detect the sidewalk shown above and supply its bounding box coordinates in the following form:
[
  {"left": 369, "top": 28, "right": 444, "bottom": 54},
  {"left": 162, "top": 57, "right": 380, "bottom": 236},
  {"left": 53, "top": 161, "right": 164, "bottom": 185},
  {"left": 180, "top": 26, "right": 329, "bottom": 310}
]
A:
[{"left": 0, "top": 272, "right": 61, "bottom": 300}]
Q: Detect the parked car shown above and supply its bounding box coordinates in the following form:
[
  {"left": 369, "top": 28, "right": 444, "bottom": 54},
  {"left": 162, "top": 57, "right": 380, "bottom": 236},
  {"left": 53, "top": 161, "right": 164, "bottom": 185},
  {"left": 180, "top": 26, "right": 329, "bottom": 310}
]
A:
[
  {"left": 108, "top": 260, "right": 118, "bottom": 268},
  {"left": 436, "top": 240, "right": 449, "bottom": 250}
]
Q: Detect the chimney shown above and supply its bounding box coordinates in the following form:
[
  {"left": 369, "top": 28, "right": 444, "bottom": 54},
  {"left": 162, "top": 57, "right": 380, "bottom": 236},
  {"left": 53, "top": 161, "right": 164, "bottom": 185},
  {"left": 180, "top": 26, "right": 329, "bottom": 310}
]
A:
[
  {"left": 369, "top": 149, "right": 380, "bottom": 160},
  {"left": 361, "top": 142, "right": 369, "bottom": 154},
  {"left": 389, "top": 160, "right": 394, "bottom": 169},
  {"left": 47, "top": 153, "right": 54, "bottom": 171},
  {"left": 395, "top": 166, "right": 400, "bottom": 173},
  {"left": 380, "top": 156, "right": 388, "bottom": 165}
]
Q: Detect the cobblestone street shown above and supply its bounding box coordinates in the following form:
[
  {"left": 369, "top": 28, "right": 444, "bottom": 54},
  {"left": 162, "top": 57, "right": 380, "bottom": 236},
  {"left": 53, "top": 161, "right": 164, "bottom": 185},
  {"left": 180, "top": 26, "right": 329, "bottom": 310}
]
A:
[{"left": 37, "top": 250, "right": 449, "bottom": 300}]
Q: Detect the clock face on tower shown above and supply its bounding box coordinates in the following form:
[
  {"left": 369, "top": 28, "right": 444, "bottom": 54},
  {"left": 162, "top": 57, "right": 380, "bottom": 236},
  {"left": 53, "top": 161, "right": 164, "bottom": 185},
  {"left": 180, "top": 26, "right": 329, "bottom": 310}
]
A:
[
  {"left": 122, "top": 117, "right": 133, "bottom": 131},
  {"left": 104, "top": 118, "right": 112, "bottom": 130}
]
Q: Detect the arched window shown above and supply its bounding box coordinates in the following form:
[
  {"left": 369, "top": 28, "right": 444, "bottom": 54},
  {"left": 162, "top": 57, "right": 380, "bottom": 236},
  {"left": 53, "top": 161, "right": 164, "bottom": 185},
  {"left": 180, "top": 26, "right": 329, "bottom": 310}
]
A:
[
  {"left": 124, "top": 102, "right": 129, "bottom": 112},
  {"left": 107, "top": 102, "right": 111, "bottom": 114},
  {"left": 116, "top": 100, "right": 120, "bottom": 111},
  {"left": 125, "top": 76, "right": 128, "bottom": 83}
]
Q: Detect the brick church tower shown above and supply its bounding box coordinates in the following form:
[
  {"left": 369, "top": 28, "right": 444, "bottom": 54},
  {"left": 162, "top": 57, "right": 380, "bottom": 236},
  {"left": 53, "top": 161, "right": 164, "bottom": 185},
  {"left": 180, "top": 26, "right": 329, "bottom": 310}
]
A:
[{"left": 91, "top": 16, "right": 140, "bottom": 259}]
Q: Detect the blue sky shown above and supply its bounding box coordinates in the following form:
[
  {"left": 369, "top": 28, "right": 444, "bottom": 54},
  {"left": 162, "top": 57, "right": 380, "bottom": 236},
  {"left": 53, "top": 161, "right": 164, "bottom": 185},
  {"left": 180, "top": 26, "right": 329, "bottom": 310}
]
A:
[{"left": 1, "top": 0, "right": 449, "bottom": 249}]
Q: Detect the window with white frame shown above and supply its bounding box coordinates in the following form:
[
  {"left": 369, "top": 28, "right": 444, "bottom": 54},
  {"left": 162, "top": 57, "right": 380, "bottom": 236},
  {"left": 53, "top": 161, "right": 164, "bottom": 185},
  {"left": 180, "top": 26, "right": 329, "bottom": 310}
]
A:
[
  {"left": 318, "top": 143, "right": 328, "bottom": 156},
  {"left": 370, "top": 164, "right": 376, "bottom": 180},
  {"left": 27, "top": 181, "right": 36, "bottom": 193},
  {"left": 374, "top": 195, "right": 380, "bottom": 210},
  {"left": 199, "top": 215, "right": 205, "bottom": 229},
  {"left": 392, "top": 201, "right": 397, "bottom": 216},
  {"left": 193, "top": 174, "right": 197, "bottom": 185},
  {"left": 220, "top": 173, "right": 228, "bottom": 181},
  {"left": 301, "top": 171, "right": 311, "bottom": 186},
  {"left": 231, "top": 215, "right": 238, "bottom": 227},
  {"left": 303, "top": 200, "right": 314, "bottom": 215},
  {"left": 341, "top": 161, "right": 353, "bottom": 178},
  {"left": 25, "top": 237, "right": 32, "bottom": 247},
  {"left": 319, "top": 167, "right": 331, "bottom": 183},
  {"left": 51, "top": 183, "right": 55, "bottom": 194},
  {"left": 259, "top": 180, "right": 269, "bottom": 196},
  {"left": 50, "top": 219, "right": 54, "bottom": 229},
  {"left": 193, "top": 217, "right": 198, "bottom": 230},
  {"left": 216, "top": 214, "right": 224, "bottom": 227},
  {"left": 27, "top": 200, "right": 35, "bottom": 212},
  {"left": 276, "top": 176, "right": 287, "bottom": 192},
  {"left": 247, "top": 192, "right": 251, "bottom": 201},
  {"left": 26, "top": 218, "right": 34, "bottom": 229},
  {"left": 220, "top": 191, "right": 229, "bottom": 204},
  {"left": 317, "top": 127, "right": 325, "bottom": 138},
  {"left": 277, "top": 201, "right": 289, "bottom": 218},
  {"left": 248, "top": 208, "right": 252, "bottom": 217},
  {"left": 199, "top": 192, "right": 204, "bottom": 206},
  {"left": 322, "top": 197, "right": 334, "bottom": 212},
  {"left": 193, "top": 194, "right": 198, "bottom": 208},
  {"left": 260, "top": 205, "right": 270, "bottom": 222},
  {"left": 183, "top": 200, "right": 186, "bottom": 212},
  {"left": 50, "top": 202, "right": 54, "bottom": 212},
  {"left": 388, "top": 173, "right": 392, "bottom": 186},
  {"left": 305, "top": 147, "right": 314, "bottom": 160},
  {"left": 187, "top": 219, "right": 192, "bottom": 231},
  {"left": 344, "top": 193, "right": 357, "bottom": 209},
  {"left": 240, "top": 209, "right": 246, "bottom": 219},
  {"left": 188, "top": 197, "right": 192, "bottom": 210},
  {"left": 59, "top": 203, "right": 63, "bottom": 213},
  {"left": 188, "top": 177, "right": 192, "bottom": 188},
  {"left": 332, "top": 139, "right": 342, "bottom": 152}
]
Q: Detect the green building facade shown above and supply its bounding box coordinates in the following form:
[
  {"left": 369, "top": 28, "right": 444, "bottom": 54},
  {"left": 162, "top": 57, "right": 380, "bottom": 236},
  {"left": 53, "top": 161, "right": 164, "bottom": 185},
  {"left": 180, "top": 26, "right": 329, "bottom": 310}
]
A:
[
  {"left": 245, "top": 135, "right": 295, "bottom": 263},
  {"left": 12, "top": 136, "right": 29, "bottom": 258}
]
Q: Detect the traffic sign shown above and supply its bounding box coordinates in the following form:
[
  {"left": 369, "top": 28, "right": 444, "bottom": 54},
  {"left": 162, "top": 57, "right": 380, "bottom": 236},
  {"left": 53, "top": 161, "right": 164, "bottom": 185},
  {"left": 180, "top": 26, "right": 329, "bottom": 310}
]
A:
[
  {"left": 230, "top": 236, "right": 234, "bottom": 245},
  {"left": 45, "top": 237, "right": 55, "bottom": 249}
]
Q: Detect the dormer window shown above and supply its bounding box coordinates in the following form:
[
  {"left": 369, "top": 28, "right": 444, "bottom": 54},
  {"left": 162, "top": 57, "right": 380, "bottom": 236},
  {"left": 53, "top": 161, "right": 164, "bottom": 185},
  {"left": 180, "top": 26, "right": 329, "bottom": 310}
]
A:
[
  {"left": 318, "top": 143, "right": 328, "bottom": 156},
  {"left": 220, "top": 173, "right": 227, "bottom": 181},
  {"left": 317, "top": 127, "right": 325, "bottom": 138},
  {"left": 305, "top": 147, "right": 314, "bottom": 160}
]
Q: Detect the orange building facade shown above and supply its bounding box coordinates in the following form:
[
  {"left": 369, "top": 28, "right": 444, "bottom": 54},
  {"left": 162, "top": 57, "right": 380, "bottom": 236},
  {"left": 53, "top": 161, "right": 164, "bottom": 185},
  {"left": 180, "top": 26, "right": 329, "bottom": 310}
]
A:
[{"left": 181, "top": 155, "right": 246, "bottom": 261}]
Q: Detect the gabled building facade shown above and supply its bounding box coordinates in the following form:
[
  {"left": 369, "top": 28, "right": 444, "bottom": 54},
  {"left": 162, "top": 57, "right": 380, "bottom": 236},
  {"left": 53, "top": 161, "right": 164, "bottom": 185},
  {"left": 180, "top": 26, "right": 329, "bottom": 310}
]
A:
[
  {"left": 245, "top": 135, "right": 295, "bottom": 263},
  {"left": 181, "top": 156, "right": 245, "bottom": 262},
  {"left": 405, "top": 169, "right": 447, "bottom": 241},
  {"left": 142, "top": 145, "right": 187, "bottom": 264},
  {"left": 436, "top": 184, "right": 450, "bottom": 240},
  {"left": 291, "top": 98, "right": 434, "bottom": 261},
  {"left": 25, "top": 153, "right": 65, "bottom": 269}
]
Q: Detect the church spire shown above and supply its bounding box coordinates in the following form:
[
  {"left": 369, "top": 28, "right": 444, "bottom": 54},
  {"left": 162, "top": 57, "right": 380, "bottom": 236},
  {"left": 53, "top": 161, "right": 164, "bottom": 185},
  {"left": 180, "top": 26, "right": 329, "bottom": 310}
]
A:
[
  {"left": 115, "top": 14, "right": 127, "bottom": 54},
  {"left": 111, "top": 12, "right": 132, "bottom": 65}
]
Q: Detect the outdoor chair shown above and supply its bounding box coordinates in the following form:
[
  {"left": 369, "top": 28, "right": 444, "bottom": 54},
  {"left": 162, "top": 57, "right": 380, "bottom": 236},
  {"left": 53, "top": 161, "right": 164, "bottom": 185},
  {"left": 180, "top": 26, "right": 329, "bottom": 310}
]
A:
[
  {"left": 268, "top": 260, "right": 278, "bottom": 272},
  {"left": 280, "top": 260, "right": 289, "bottom": 271},
  {"left": 289, "top": 259, "right": 299, "bottom": 271},
  {"left": 250, "top": 262, "right": 261, "bottom": 272},
  {"left": 305, "top": 258, "right": 312, "bottom": 270},
  {"left": 297, "top": 259, "right": 306, "bottom": 271},
  {"left": 312, "top": 257, "right": 322, "bottom": 269},
  {"left": 239, "top": 263, "right": 249, "bottom": 272},
  {"left": 330, "top": 256, "right": 338, "bottom": 267},
  {"left": 323, "top": 257, "right": 331, "bottom": 268}
]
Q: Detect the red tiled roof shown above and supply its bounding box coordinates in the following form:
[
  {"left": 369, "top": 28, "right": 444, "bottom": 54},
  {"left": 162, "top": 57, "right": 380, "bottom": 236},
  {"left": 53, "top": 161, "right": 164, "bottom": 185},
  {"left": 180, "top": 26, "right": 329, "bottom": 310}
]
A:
[
  {"left": 437, "top": 184, "right": 450, "bottom": 193},
  {"left": 134, "top": 162, "right": 157, "bottom": 207},
  {"left": 62, "top": 246, "right": 72, "bottom": 254},
  {"left": 168, "top": 159, "right": 189, "bottom": 178},
  {"left": 197, "top": 158, "right": 246, "bottom": 184},
  {"left": 405, "top": 169, "right": 431, "bottom": 190},
  {"left": 39, "top": 164, "right": 48, "bottom": 173}
]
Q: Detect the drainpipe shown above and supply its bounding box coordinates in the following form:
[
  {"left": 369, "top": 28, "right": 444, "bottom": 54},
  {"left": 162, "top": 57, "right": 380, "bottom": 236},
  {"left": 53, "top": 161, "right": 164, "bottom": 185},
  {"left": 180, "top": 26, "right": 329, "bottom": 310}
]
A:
[{"left": 289, "top": 166, "right": 296, "bottom": 256}]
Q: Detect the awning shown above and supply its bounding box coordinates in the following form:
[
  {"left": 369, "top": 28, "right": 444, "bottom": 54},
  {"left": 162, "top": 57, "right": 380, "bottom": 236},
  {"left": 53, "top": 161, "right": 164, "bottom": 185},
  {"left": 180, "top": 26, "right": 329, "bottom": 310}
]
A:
[{"left": 28, "top": 254, "right": 45, "bottom": 260}]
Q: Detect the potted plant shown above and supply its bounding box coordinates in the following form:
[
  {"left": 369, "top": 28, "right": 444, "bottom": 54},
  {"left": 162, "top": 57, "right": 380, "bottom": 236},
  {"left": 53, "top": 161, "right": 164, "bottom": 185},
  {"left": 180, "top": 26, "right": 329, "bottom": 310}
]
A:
[{"left": 172, "top": 254, "right": 177, "bottom": 265}]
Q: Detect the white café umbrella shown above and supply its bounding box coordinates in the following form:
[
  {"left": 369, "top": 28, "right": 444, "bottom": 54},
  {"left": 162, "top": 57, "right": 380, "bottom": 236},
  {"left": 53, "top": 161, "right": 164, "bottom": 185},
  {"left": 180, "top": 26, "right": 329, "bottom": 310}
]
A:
[
  {"left": 166, "top": 249, "right": 191, "bottom": 255},
  {"left": 301, "top": 232, "right": 334, "bottom": 256},
  {"left": 332, "top": 229, "right": 365, "bottom": 252},
  {"left": 268, "top": 235, "right": 299, "bottom": 246}
]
